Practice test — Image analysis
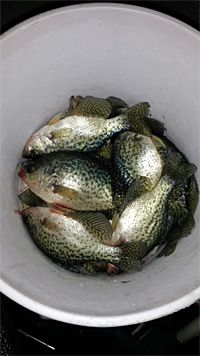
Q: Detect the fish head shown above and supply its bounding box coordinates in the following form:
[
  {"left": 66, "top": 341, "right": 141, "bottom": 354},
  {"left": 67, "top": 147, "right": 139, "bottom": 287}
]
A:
[
  {"left": 18, "top": 159, "right": 44, "bottom": 191},
  {"left": 21, "top": 206, "right": 62, "bottom": 229},
  {"left": 22, "top": 134, "right": 51, "bottom": 158},
  {"left": 22, "top": 206, "right": 40, "bottom": 221}
]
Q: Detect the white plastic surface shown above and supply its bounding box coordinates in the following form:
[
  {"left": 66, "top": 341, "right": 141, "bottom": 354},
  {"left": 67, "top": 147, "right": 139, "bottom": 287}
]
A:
[{"left": 0, "top": 3, "right": 200, "bottom": 327}]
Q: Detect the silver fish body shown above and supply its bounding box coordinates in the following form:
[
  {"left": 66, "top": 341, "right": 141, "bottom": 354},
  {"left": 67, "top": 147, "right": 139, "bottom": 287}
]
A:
[
  {"left": 112, "top": 176, "right": 174, "bottom": 249},
  {"left": 18, "top": 152, "right": 113, "bottom": 211},
  {"left": 111, "top": 153, "right": 196, "bottom": 270},
  {"left": 22, "top": 207, "right": 142, "bottom": 274},
  {"left": 22, "top": 207, "right": 120, "bottom": 271},
  {"left": 112, "top": 131, "right": 163, "bottom": 210},
  {"left": 113, "top": 131, "right": 163, "bottom": 188},
  {"left": 22, "top": 102, "right": 150, "bottom": 158}
]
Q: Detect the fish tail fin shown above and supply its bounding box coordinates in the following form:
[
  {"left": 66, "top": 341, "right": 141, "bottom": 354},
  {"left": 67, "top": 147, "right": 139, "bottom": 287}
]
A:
[
  {"left": 107, "top": 102, "right": 151, "bottom": 135},
  {"left": 126, "top": 102, "right": 151, "bottom": 136},
  {"left": 127, "top": 102, "right": 150, "bottom": 119},
  {"left": 163, "top": 152, "right": 196, "bottom": 185},
  {"left": 118, "top": 241, "right": 147, "bottom": 273},
  {"left": 187, "top": 174, "right": 199, "bottom": 215}
]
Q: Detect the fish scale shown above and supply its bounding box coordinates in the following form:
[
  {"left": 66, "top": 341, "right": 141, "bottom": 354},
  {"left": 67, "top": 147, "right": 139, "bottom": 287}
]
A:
[
  {"left": 112, "top": 131, "right": 163, "bottom": 210},
  {"left": 22, "top": 207, "right": 147, "bottom": 274},
  {"left": 22, "top": 102, "right": 150, "bottom": 158},
  {"left": 111, "top": 152, "right": 196, "bottom": 265},
  {"left": 18, "top": 152, "right": 113, "bottom": 211},
  {"left": 22, "top": 207, "right": 121, "bottom": 264},
  {"left": 112, "top": 177, "right": 173, "bottom": 248}
]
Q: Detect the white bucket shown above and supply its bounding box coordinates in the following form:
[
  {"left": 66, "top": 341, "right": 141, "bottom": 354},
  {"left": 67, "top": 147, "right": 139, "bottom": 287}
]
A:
[{"left": 0, "top": 3, "right": 199, "bottom": 327}]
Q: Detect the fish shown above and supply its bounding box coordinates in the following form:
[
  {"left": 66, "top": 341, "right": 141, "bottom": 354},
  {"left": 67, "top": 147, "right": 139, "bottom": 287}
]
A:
[
  {"left": 22, "top": 102, "right": 150, "bottom": 158},
  {"left": 157, "top": 177, "right": 197, "bottom": 257},
  {"left": 18, "top": 152, "right": 113, "bottom": 211},
  {"left": 111, "top": 152, "right": 196, "bottom": 272},
  {"left": 112, "top": 131, "right": 164, "bottom": 210},
  {"left": 157, "top": 134, "right": 199, "bottom": 221},
  {"left": 153, "top": 135, "right": 199, "bottom": 256},
  {"left": 22, "top": 207, "right": 144, "bottom": 274}
]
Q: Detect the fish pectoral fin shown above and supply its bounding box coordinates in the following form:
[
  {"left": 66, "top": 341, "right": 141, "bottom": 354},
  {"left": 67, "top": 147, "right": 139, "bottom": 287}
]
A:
[
  {"left": 112, "top": 211, "right": 120, "bottom": 231},
  {"left": 151, "top": 135, "right": 166, "bottom": 149},
  {"left": 158, "top": 240, "right": 178, "bottom": 257},
  {"left": 47, "top": 112, "right": 66, "bottom": 125},
  {"left": 50, "top": 128, "right": 73, "bottom": 139},
  {"left": 53, "top": 185, "right": 79, "bottom": 199},
  {"left": 42, "top": 217, "right": 60, "bottom": 232},
  {"left": 168, "top": 202, "right": 188, "bottom": 220}
]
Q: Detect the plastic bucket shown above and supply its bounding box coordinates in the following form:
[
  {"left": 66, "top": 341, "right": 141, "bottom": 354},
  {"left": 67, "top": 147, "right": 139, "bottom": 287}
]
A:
[{"left": 1, "top": 3, "right": 199, "bottom": 327}]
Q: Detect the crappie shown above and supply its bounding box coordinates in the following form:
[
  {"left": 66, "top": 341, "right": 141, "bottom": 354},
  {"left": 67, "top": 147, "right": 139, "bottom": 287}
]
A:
[
  {"left": 155, "top": 135, "right": 199, "bottom": 257},
  {"left": 112, "top": 131, "right": 163, "bottom": 209},
  {"left": 157, "top": 178, "right": 197, "bottom": 257},
  {"left": 22, "top": 102, "right": 150, "bottom": 158},
  {"left": 158, "top": 135, "right": 199, "bottom": 216},
  {"left": 22, "top": 207, "right": 143, "bottom": 274},
  {"left": 18, "top": 152, "right": 113, "bottom": 211},
  {"left": 111, "top": 153, "right": 196, "bottom": 272}
]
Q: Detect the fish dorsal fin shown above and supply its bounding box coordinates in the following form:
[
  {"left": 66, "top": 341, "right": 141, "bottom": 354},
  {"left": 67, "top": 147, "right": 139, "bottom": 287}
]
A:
[
  {"left": 73, "top": 96, "right": 112, "bottom": 118},
  {"left": 47, "top": 112, "right": 66, "bottom": 125},
  {"left": 53, "top": 185, "right": 80, "bottom": 199},
  {"left": 72, "top": 211, "right": 113, "bottom": 241}
]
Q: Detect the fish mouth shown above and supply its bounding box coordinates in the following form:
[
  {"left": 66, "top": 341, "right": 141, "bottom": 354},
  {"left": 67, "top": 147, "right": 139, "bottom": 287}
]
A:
[
  {"left": 21, "top": 207, "right": 41, "bottom": 224},
  {"left": 17, "top": 162, "right": 27, "bottom": 179},
  {"left": 22, "top": 136, "right": 43, "bottom": 158}
]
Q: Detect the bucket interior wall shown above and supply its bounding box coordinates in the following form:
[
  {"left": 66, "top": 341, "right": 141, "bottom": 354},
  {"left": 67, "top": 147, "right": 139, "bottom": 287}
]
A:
[{"left": 1, "top": 4, "right": 199, "bottom": 327}]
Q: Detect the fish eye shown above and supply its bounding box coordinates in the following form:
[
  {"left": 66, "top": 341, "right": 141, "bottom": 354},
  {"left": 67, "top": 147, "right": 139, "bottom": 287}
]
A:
[
  {"left": 26, "top": 162, "right": 36, "bottom": 173},
  {"left": 31, "top": 149, "right": 41, "bottom": 158}
]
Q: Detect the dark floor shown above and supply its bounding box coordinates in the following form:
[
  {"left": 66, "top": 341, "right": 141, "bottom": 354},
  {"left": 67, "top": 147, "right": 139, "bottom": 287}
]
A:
[
  {"left": 1, "top": 293, "right": 200, "bottom": 355},
  {"left": 1, "top": 0, "right": 199, "bottom": 34},
  {"left": 1, "top": 1, "right": 199, "bottom": 355}
]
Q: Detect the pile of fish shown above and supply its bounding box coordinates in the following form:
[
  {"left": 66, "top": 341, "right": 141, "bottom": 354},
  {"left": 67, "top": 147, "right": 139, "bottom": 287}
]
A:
[{"left": 17, "top": 95, "right": 199, "bottom": 275}]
